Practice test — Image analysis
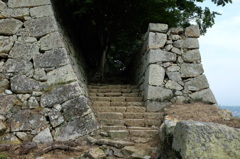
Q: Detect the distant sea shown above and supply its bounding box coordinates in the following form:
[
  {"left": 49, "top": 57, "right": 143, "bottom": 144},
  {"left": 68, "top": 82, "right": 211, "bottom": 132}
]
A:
[{"left": 220, "top": 106, "right": 240, "bottom": 117}]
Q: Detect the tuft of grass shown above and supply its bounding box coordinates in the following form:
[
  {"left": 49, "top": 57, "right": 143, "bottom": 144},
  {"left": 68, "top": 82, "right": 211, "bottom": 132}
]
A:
[{"left": 0, "top": 154, "right": 8, "bottom": 159}]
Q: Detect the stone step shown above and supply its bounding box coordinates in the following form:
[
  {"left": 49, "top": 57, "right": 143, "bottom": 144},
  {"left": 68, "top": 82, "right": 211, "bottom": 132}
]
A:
[
  {"left": 92, "top": 106, "right": 146, "bottom": 113},
  {"left": 88, "top": 85, "right": 138, "bottom": 89},
  {"left": 106, "top": 129, "right": 159, "bottom": 139},
  {"left": 92, "top": 101, "right": 144, "bottom": 107},
  {"left": 99, "top": 119, "right": 161, "bottom": 127},
  {"left": 96, "top": 112, "right": 123, "bottom": 120}
]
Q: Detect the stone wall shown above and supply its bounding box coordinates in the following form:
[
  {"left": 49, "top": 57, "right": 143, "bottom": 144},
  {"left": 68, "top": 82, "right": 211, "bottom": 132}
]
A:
[
  {"left": 134, "top": 23, "right": 217, "bottom": 111},
  {"left": 0, "top": 0, "right": 98, "bottom": 144}
]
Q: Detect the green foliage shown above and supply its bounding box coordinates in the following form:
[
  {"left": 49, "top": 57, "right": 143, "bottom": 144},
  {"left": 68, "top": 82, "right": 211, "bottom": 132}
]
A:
[{"left": 0, "top": 154, "right": 7, "bottom": 159}]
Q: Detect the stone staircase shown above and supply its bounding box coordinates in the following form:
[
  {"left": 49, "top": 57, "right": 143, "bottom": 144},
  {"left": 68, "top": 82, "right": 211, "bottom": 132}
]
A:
[{"left": 88, "top": 84, "right": 164, "bottom": 157}]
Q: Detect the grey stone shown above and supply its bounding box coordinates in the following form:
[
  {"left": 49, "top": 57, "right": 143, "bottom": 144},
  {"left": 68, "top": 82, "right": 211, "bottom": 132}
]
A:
[
  {"left": 0, "top": 8, "right": 29, "bottom": 19},
  {"left": 166, "top": 71, "right": 182, "bottom": 82},
  {"left": 0, "top": 18, "right": 23, "bottom": 35},
  {"left": 3, "top": 59, "right": 33, "bottom": 75},
  {"left": 185, "top": 75, "right": 209, "bottom": 91},
  {"left": 17, "top": 36, "right": 37, "bottom": 43},
  {"left": 148, "top": 23, "right": 168, "bottom": 33},
  {"left": 180, "top": 64, "right": 204, "bottom": 78},
  {"left": 147, "top": 32, "right": 167, "bottom": 49},
  {"left": 30, "top": 5, "right": 53, "bottom": 18},
  {"left": 87, "top": 146, "right": 106, "bottom": 159},
  {"left": 47, "top": 65, "right": 77, "bottom": 85},
  {"left": 11, "top": 75, "right": 42, "bottom": 93},
  {"left": 16, "top": 132, "right": 29, "bottom": 141},
  {"left": 0, "top": 1, "right": 6, "bottom": 11},
  {"left": 0, "top": 133, "right": 21, "bottom": 145},
  {"left": 47, "top": 109, "right": 64, "bottom": 127},
  {"left": 182, "top": 49, "right": 201, "bottom": 62},
  {"left": 8, "top": 0, "right": 51, "bottom": 8},
  {"left": 0, "top": 36, "right": 15, "bottom": 53},
  {"left": 34, "top": 48, "right": 69, "bottom": 68},
  {"left": 189, "top": 88, "right": 217, "bottom": 104},
  {"left": 165, "top": 80, "right": 183, "bottom": 91},
  {"left": 144, "top": 85, "right": 173, "bottom": 101},
  {"left": 145, "top": 101, "right": 171, "bottom": 112},
  {"left": 173, "top": 121, "right": 240, "bottom": 159},
  {"left": 0, "top": 95, "right": 18, "bottom": 116},
  {"left": 32, "top": 128, "right": 53, "bottom": 144},
  {"left": 147, "top": 49, "right": 176, "bottom": 64},
  {"left": 169, "top": 27, "right": 184, "bottom": 34},
  {"left": 0, "top": 53, "right": 8, "bottom": 58},
  {"left": 32, "top": 91, "right": 43, "bottom": 97},
  {"left": 0, "top": 79, "right": 9, "bottom": 93},
  {"left": 33, "top": 68, "right": 47, "bottom": 81},
  {"left": 40, "top": 82, "right": 81, "bottom": 107},
  {"left": 8, "top": 41, "right": 39, "bottom": 60},
  {"left": 170, "top": 35, "right": 181, "bottom": 41},
  {"left": 0, "top": 120, "right": 7, "bottom": 135},
  {"left": 24, "top": 16, "right": 58, "bottom": 37},
  {"left": 54, "top": 113, "right": 98, "bottom": 141},
  {"left": 4, "top": 89, "right": 12, "bottom": 95},
  {"left": 173, "top": 38, "right": 199, "bottom": 49},
  {"left": 167, "top": 65, "right": 180, "bottom": 72},
  {"left": 28, "top": 97, "right": 39, "bottom": 109},
  {"left": 174, "top": 96, "right": 186, "bottom": 104},
  {"left": 145, "top": 64, "right": 165, "bottom": 86},
  {"left": 39, "top": 32, "right": 64, "bottom": 51},
  {"left": 109, "top": 130, "right": 129, "bottom": 139},
  {"left": 185, "top": 25, "right": 200, "bottom": 38},
  {"left": 164, "top": 44, "right": 173, "bottom": 51},
  {"left": 171, "top": 47, "right": 182, "bottom": 55},
  {"left": 175, "top": 91, "right": 183, "bottom": 96},
  {"left": 10, "top": 110, "right": 48, "bottom": 133},
  {"left": 177, "top": 56, "right": 183, "bottom": 64}
]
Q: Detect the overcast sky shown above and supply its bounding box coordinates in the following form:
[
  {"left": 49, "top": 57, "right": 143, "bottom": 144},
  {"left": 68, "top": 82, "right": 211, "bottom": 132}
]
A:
[{"left": 199, "top": 0, "right": 240, "bottom": 106}]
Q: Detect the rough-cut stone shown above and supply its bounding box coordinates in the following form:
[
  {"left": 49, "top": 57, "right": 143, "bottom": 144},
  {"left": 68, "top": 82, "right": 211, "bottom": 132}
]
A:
[
  {"left": 173, "top": 121, "right": 240, "bottom": 159},
  {"left": 185, "top": 25, "right": 200, "bottom": 38},
  {"left": 0, "top": 18, "right": 23, "bottom": 35},
  {"left": 88, "top": 146, "right": 106, "bottom": 159},
  {"left": 24, "top": 16, "right": 57, "bottom": 37},
  {"left": 47, "top": 65, "right": 77, "bottom": 85},
  {"left": 182, "top": 49, "right": 201, "bottom": 62},
  {"left": 144, "top": 85, "right": 173, "bottom": 100},
  {"left": 8, "top": 41, "right": 39, "bottom": 60},
  {"left": 0, "top": 95, "right": 19, "bottom": 116},
  {"left": 189, "top": 88, "right": 217, "bottom": 104},
  {"left": 171, "top": 47, "right": 182, "bottom": 55},
  {"left": 180, "top": 64, "right": 204, "bottom": 78},
  {"left": 16, "top": 132, "right": 29, "bottom": 141},
  {"left": 169, "top": 27, "right": 184, "bottom": 34},
  {"left": 147, "top": 49, "right": 176, "bottom": 63},
  {"left": 173, "top": 38, "right": 199, "bottom": 49},
  {"left": 0, "top": 1, "right": 6, "bottom": 11},
  {"left": 3, "top": 59, "right": 33, "bottom": 75},
  {"left": 122, "top": 146, "right": 150, "bottom": 158},
  {"left": 109, "top": 130, "right": 129, "bottom": 139},
  {"left": 11, "top": 75, "right": 42, "bottom": 93},
  {"left": 148, "top": 32, "right": 167, "bottom": 49},
  {"left": 28, "top": 97, "right": 39, "bottom": 109},
  {"left": 0, "top": 79, "right": 9, "bottom": 93},
  {"left": 47, "top": 109, "right": 64, "bottom": 127},
  {"left": 0, "top": 8, "right": 29, "bottom": 19},
  {"left": 185, "top": 75, "right": 209, "bottom": 91},
  {"left": 32, "top": 128, "right": 53, "bottom": 144},
  {"left": 30, "top": 5, "right": 53, "bottom": 18},
  {"left": 39, "top": 32, "right": 64, "bottom": 51},
  {"left": 34, "top": 48, "right": 69, "bottom": 68},
  {"left": 145, "top": 64, "right": 165, "bottom": 86},
  {"left": 10, "top": 110, "right": 47, "bottom": 133},
  {"left": 165, "top": 80, "right": 183, "bottom": 91},
  {"left": 40, "top": 82, "right": 81, "bottom": 107},
  {"left": 8, "top": 0, "right": 51, "bottom": 8},
  {"left": 33, "top": 68, "right": 47, "bottom": 81},
  {"left": 0, "top": 120, "right": 7, "bottom": 135},
  {"left": 54, "top": 113, "right": 98, "bottom": 141},
  {"left": 167, "top": 65, "right": 180, "bottom": 72},
  {"left": 0, "top": 134, "right": 21, "bottom": 145},
  {"left": 145, "top": 101, "right": 171, "bottom": 112},
  {"left": 0, "top": 36, "right": 15, "bottom": 53},
  {"left": 166, "top": 71, "right": 182, "bottom": 82},
  {"left": 148, "top": 23, "right": 168, "bottom": 33}
]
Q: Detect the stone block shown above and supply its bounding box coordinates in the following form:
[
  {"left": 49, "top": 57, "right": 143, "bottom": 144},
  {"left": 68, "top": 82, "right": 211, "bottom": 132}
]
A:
[
  {"left": 8, "top": 41, "right": 39, "bottom": 60},
  {"left": 11, "top": 75, "right": 42, "bottom": 93},
  {"left": 32, "top": 128, "right": 53, "bottom": 144},
  {"left": 145, "top": 101, "right": 171, "bottom": 112},
  {"left": 165, "top": 80, "right": 183, "bottom": 90},
  {"left": 145, "top": 64, "right": 165, "bottom": 86},
  {"left": 30, "top": 5, "right": 53, "bottom": 18},
  {"left": 87, "top": 146, "right": 106, "bottom": 159},
  {"left": 0, "top": 134, "right": 21, "bottom": 145},
  {"left": 166, "top": 71, "right": 182, "bottom": 82},
  {"left": 0, "top": 121, "right": 7, "bottom": 136},
  {"left": 185, "top": 75, "right": 209, "bottom": 91},
  {"left": 24, "top": 16, "right": 58, "bottom": 37},
  {"left": 0, "top": 95, "right": 18, "bottom": 116},
  {"left": 28, "top": 97, "right": 39, "bottom": 109},
  {"left": 0, "top": 79, "right": 9, "bottom": 93},
  {"left": 169, "top": 27, "right": 184, "bottom": 34},
  {"left": 0, "top": 8, "right": 29, "bottom": 19},
  {"left": 148, "top": 23, "right": 168, "bottom": 33},
  {"left": 8, "top": 0, "right": 51, "bottom": 8},
  {"left": 182, "top": 49, "right": 201, "bottom": 62},
  {"left": 147, "top": 49, "right": 176, "bottom": 63},
  {"left": 167, "top": 65, "right": 180, "bottom": 72},
  {"left": 173, "top": 38, "right": 199, "bottom": 49},
  {"left": 39, "top": 32, "right": 64, "bottom": 51},
  {"left": 3, "top": 59, "right": 33, "bottom": 75},
  {"left": 180, "top": 64, "right": 204, "bottom": 78},
  {"left": 47, "top": 109, "right": 64, "bottom": 127},
  {"left": 0, "top": 1, "right": 6, "bottom": 11},
  {"left": 144, "top": 85, "right": 173, "bottom": 101},
  {"left": 189, "top": 88, "right": 217, "bottom": 104},
  {"left": 34, "top": 48, "right": 69, "bottom": 68},
  {"left": 33, "top": 68, "right": 47, "bottom": 81},
  {"left": 0, "top": 36, "right": 15, "bottom": 53},
  {"left": 108, "top": 130, "right": 129, "bottom": 139},
  {"left": 185, "top": 25, "right": 200, "bottom": 38},
  {"left": 171, "top": 47, "right": 182, "bottom": 55},
  {"left": 0, "top": 19, "right": 23, "bottom": 35},
  {"left": 147, "top": 32, "right": 167, "bottom": 49}
]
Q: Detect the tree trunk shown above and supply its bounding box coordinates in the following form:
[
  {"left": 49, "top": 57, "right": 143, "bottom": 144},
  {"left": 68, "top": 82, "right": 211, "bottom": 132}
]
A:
[{"left": 99, "top": 45, "right": 108, "bottom": 80}]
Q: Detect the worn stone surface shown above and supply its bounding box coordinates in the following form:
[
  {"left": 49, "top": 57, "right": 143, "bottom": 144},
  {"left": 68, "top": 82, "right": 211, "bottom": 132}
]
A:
[
  {"left": 88, "top": 146, "right": 106, "bottom": 159},
  {"left": 166, "top": 71, "right": 182, "bottom": 82},
  {"left": 185, "top": 75, "right": 209, "bottom": 91},
  {"left": 47, "top": 109, "right": 64, "bottom": 127},
  {"left": 39, "top": 32, "right": 64, "bottom": 51},
  {"left": 0, "top": 36, "right": 15, "bottom": 53},
  {"left": 173, "top": 38, "right": 199, "bottom": 49},
  {"left": 148, "top": 23, "right": 168, "bottom": 33},
  {"left": 33, "top": 68, "right": 47, "bottom": 81},
  {"left": 8, "top": 41, "right": 39, "bottom": 60},
  {"left": 185, "top": 25, "right": 200, "bottom": 38},
  {"left": 145, "top": 64, "right": 165, "bottom": 86},
  {"left": 0, "top": 79, "right": 9, "bottom": 93},
  {"left": 0, "top": 1, "right": 6, "bottom": 11},
  {"left": 32, "top": 128, "right": 53, "bottom": 144},
  {"left": 0, "top": 19, "right": 23, "bottom": 35},
  {"left": 190, "top": 89, "right": 217, "bottom": 104},
  {"left": 109, "top": 130, "right": 129, "bottom": 139},
  {"left": 180, "top": 64, "right": 204, "bottom": 78},
  {"left": 0, "top": 121, "right": 7, "bottom": 136},
  {"left": 3, "top": 59, "right": 33, "bottom": 75},
  {"left": 173, "top": 121, "right": 240, "bottom": 159},
  {"left": 147, "top": 49, "right": 176, "bottom": 63},
  {"left": 167, "top": 65, "right": 180, "bottom": 72},
  {"left": 0, "top": 134, "right": 21, "bottom": 145},
  {"left": 11, "top": 75, "right": 42, "bottom": 93},
  {"left": 28, "top": 97, "right": 39, "bottom": 109},
  {"left": 144, "top": 85, "right": 173, "bottom": 101},
  {"left": 0, "top": 8, "right": 29, "bottom": 19},
  {"left": 145, "top": 101, "right": 171, "bottom": 112},
  {"left": 182, "top": 49, "right": 201, "bottom": 62},
  {"left": 0, "top": 95, "right": 19, "bottom": 115},
  {"left": 34, "top": 48, "right": 69, "bottom": 68},
  {"left": 8, "top": 0, "right": 51, "bottom": 8},
  {"left": 148, "top": 32, "right": 167, "bottom": 49},
  {"left": 40, "top": 82, "right": 81, "bottom": 107},
  {"left": 165, "top": 80, "right": 183, "bottom": 91},
  {"left": 24, "top": 16, "right": 57, "bottom": 37},
  {"left": 30, "top": 5, "right": 53, "bottom": 18}
]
